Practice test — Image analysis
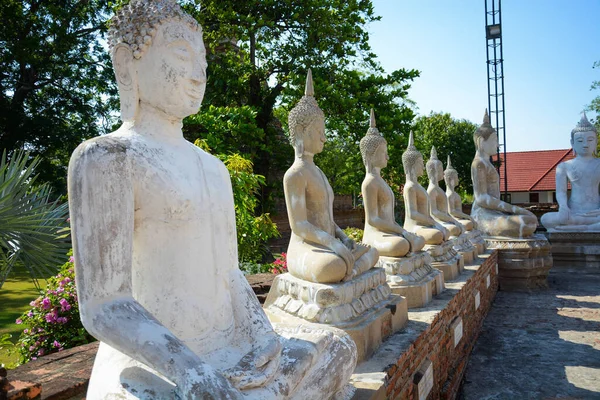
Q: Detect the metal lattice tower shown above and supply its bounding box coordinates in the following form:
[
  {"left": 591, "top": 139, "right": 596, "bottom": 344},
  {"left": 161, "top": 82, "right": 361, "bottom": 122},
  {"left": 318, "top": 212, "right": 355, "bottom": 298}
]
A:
[{"left": 485, "top": 0, "right": 508, "bottom": 199}]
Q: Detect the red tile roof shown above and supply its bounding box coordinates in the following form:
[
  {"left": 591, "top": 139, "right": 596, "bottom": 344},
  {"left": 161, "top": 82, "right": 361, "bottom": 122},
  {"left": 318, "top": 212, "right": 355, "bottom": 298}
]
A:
[{"left": 492, "top": 149, "right": 574, "bottom": 192}]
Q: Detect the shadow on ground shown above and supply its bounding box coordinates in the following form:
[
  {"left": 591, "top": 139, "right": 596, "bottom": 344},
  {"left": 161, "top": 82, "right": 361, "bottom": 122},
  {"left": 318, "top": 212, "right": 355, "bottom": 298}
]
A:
[{"left": 459, "top": 268, "right": 600, "bottom": 400}]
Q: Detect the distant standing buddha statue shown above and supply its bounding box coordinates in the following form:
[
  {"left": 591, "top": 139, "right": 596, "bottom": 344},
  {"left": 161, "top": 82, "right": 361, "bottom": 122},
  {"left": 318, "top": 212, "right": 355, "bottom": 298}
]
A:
[
  {"left": 541, "top": 112, "right": 600, "bottom": 231},
  {"left": 265, "top": 76, "right": 407, "bottom": 362},
  {"left": 68, "top": 2, "right": 357, "bottom": 398},
  {"left": 360, "top": 110, "right": 443, "bottom": 308},
  {"left": 402, "top": 132, "right": 463, "bottom": 281},
  {"left": 444, "top": 155, "right": 486, "bottom": 254},
  {"left": 471, "top": 110, "right": 538, "bottom": 237}
]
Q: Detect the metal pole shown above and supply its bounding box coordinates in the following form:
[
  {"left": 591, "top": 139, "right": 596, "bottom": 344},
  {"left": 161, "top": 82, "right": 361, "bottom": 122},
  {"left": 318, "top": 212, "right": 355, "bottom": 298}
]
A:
[{"left": 499, "top": 0, "right": 508, "bottom": 199}]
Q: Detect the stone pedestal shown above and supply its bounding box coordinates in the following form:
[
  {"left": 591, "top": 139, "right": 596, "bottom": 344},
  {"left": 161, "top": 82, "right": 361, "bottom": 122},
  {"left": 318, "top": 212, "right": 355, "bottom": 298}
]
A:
[
  {"left": 264, "top": 268, "right": 407, "bottom": 362},
  {"left": 484, "top": 234, "right": 552, "bottom": 291},
  {"left": 450, "top": 233, "right": 477, "bottom": 264},
  {"left": 547, "top": 232, "right": 600, "bottom": 269},
  {"left": 378, "top": 252, "right": 444, "bottom": 309},
  {"left": 466, "top": 229, "right": 486, "bottom": 255},
  {"left": 425, "top": 241, "right": 464, "bottom": 282}
]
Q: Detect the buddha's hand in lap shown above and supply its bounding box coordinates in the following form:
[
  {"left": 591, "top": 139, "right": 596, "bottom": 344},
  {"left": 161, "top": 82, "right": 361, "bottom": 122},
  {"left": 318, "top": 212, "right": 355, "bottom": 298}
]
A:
[
  {"left": 581, "top": 209, "right": 600, "bottom": 217},
  {"left": 176, "top": 364, "right": 243, "bottom": 400},
  {"left": 331, "top": 240, "right": 356, "bottom": 276},
  {"left": 222, "top": 333, "right": 282, "bottom": 390}
]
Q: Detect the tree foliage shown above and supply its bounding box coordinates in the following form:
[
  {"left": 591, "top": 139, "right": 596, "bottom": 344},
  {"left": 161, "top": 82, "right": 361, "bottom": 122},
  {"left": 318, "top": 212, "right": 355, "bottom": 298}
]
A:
[
  {"left": 412, "top": 112, "right": 477, "bottom": 195},
  {"left": 186, "top": 0, "right": 419, "bottom": 205},
  {"left": 0, "top": 0, "right": 117, "bottom": 193},
  {"left": 590, "top": 60, "right": 600, "bottom": 131}
]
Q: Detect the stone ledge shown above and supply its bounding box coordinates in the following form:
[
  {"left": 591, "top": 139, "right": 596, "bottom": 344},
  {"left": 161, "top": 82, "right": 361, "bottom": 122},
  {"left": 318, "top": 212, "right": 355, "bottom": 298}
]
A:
[{"left": 350, "top": 250, "right": 498, "bottom": 400}]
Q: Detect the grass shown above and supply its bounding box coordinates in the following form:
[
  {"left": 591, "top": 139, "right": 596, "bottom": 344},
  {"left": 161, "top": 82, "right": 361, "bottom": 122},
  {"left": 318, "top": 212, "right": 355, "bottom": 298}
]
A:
[{"left": 0, "top": 269, "right": 48, "bottom": 368}]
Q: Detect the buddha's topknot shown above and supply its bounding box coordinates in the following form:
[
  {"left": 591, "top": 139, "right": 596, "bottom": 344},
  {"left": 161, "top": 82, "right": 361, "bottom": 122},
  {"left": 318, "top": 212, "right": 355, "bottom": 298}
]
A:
[{"left": 108, "top": 0, "right": 199, "bottom": 59}]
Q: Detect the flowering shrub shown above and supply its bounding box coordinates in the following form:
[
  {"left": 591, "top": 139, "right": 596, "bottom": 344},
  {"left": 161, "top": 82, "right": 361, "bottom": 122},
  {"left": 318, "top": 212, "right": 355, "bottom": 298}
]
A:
[
  {"left": 271, "top": 252, "right": 288, "bottom": 274},
  {"left": 15, "top": 253, "right": 94, "bottom": 363}
]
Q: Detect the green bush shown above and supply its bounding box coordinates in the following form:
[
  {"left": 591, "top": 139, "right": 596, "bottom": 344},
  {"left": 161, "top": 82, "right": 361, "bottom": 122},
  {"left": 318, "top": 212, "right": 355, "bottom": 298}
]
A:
[
  {"left": 15, "top": 253, "right": 94, "bottom": 363},
  {"left": 343, "top": 227, "right": 364, "bottom": 242}
]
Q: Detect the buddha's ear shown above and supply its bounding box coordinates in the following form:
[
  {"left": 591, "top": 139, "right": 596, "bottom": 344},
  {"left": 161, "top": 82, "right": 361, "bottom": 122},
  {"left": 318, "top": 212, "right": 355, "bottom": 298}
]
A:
[
  {"left": 294, "top": 138, "right": 304, "bottom": 158},
  {"left": 112, "top": 44, "right": 138, "bottom": 122}
]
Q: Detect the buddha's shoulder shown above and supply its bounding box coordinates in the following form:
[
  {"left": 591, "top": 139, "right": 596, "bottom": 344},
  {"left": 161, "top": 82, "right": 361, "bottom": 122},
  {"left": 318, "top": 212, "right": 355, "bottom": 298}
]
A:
[{"left": 283, "top": 162, "right": 313, "bottom": 182}]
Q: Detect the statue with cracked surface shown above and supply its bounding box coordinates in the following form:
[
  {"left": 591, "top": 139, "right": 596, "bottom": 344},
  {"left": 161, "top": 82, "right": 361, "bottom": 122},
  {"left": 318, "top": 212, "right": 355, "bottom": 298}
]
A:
[
  {"left": 68, "top": 1, "right": 356, "bottom": 398},
  {"left": 426, "top": 147, "right": 464, "bottom": 238},
  {"left": 470, "top": 110, "right": 537, "bottom": 237},
  {"left": 283, "top": 70, "right": 379, "bottom": 284},
  {"left": 402, "top": 131, "right": 450, "bottom": 244},
  {"left": 541, "top": 112, "right": 600, "bottom": 232},
  {"left": 444, "top": 155, "right": 475, "bottom": 231},
  {"left": 360, "top": 109, "right": 425, "bottom": 257}
]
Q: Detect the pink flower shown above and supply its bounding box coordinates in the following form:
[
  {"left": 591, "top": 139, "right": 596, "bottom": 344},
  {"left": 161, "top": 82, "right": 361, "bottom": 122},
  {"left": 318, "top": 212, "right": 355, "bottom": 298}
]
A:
[
  {"left": 57, "top": 317, "right": 68, "bottom": 324},
  {"left": 69, "top": 256, "right": 74, "bottom": 263},
  {"left": 41, "top": 297, "right": 51, "bottom": 310},
  {"left": 16, "top": 318, "right": 22, "bottom": 324},
  {"left": 29, "top": 346, "right": 35, "bottom": 352},
  {"left": 23, "top": 329, "right": 28, "bottom": 334},
  {"left": 37, "top": 348, "right": 45, "bottom": 356},
  {"left": 53, "top": 340, "right": 61, "bottom": 348},
  {"left": 45, "top": 313, "right": 57, "bottom": 323},
  {"left": 27, "top": 311, "right": 33, "bottom": 317},
  {"left": 59, "top": 298, "right": 71, "bottom": 312}
]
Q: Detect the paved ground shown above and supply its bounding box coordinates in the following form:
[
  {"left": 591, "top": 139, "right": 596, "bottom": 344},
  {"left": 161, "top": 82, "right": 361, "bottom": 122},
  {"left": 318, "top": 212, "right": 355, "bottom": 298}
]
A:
[{"left": 460, "top": 267, "right": 600, "bottom": 400}]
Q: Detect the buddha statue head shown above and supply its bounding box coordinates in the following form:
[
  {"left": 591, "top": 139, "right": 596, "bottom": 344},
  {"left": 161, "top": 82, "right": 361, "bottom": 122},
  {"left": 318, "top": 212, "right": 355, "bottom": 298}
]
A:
[
  {"left": 402, "top": 131, "right": 424, "bottom": 181},
  {"left": 360, "top": 109, "right": 388, "bottom": 172},
  {"left": 426, "top": 146, "right": 444, "bottom": 183},
  {"left": 570, "top": 111, "right": 598, "bottom": 157},
  {"left": 108, "top": 0, "right": 206, "bottom": 121},
  {"left": 444, "top": 155, "right": 459, "bottom": 190},
  {"left": 288, "top": 70, "right": 326, "bottom": 158},
  {"left": 473, "top": 109, "right": 498, "bottom": 157}
]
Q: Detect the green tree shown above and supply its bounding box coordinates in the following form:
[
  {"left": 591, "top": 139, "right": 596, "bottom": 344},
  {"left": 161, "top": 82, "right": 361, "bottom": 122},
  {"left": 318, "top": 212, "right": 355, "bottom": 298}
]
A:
[
  {"left": 185, "top": 1, "right": 419, "bottom": 207},
  {"left": 0, "top": 151, "right": 70, "bottom": 289},
  {"left": 412, "top": 112, "right": 477, "bottom": 195},
  {"left": 0, "top": 0, "right": 117, "bottom": 194}
]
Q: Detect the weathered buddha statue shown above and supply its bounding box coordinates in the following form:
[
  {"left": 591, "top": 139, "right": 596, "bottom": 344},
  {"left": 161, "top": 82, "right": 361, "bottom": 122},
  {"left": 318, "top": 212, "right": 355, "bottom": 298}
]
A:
[
  {"left": 426, "top": 147, "right": 464, "bottom": 237},
  {"left": 471, "top": 110, "right": 537, "bottom": 237},
  {"left": 444, "top": 155, "right": 475, "bottom": 231},
  {"left": 68, "top": 2, "right": 356, "bottom": 398},
  {"left": 360, "top": 111, "right": 442, "bottom": 308},
  {"left": 266, "top": 78, "right": 406, "bottom": 362},
  {"left": 402, "top": 132, "right": 449, "bottom": 245},
  {"left": 541, "top": 112, "right": 600, "bottom": 231},
  {"left": 360, "top": 109, "right": 425, "bottom": 257},
  {"left": 283, "top": 71, "right": 378, "bottom": 283}
]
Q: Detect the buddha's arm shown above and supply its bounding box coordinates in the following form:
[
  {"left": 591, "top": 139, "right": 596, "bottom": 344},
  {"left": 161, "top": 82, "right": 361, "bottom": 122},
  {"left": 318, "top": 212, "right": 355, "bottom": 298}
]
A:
[
  {"left": 405, "top": 185, "right": 436, "bottom": 225},
  {"left": 555, "top": 163, "right": 569, "bottom": 211},
  {"left": 363, "top": 182, "right": 403, "bottom": 234},
  {"left": 69, "top": 144, "right": 237, "bottom": 397},
  {"left": 472, "top": 162, "right": 519, "bottom": 214},
  {"left": 449, "top": 194, "right": 471, "bottom": 220}
]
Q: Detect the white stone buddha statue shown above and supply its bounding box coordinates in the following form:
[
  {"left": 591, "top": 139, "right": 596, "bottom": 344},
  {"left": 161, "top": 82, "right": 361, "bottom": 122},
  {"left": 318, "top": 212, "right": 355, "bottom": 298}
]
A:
[
  {"left": 541, "top": 113, "right": 600, "bottom": 231},
  {"left": 444, "top": 155, "right": 475, "bottom": 231},
  {"left": 283, "top": 71, "right": 378, "bottom": 283},
  {"left": 68, "top": 2, "right": 356, "bottom": 398},
  {"left": 426, "top": 147, "right": 464, "bottom": 238},
  {"left": 471, "top": 110, "right": 537, "bottom": 237},
  {"left": 360, "top": 109, "right": 425, "bottom": 257},
  {"left": 402, "top": 132, "right": 449, "bottom": 245}
]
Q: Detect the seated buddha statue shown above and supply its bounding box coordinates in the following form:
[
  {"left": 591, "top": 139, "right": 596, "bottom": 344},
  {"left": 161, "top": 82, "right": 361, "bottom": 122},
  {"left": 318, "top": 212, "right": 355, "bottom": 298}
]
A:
[
  {"left": 444, "top": 155, "right": 475, "bottom": 231},
  {"left": 541, "top": 112, "right": 600, "bottom": 231},
  {"left": 68, "top": 2, "right": 356, "bottom": 398},
  {"left": 360, "top": 109, "right": 425, "bottom": 257},
  {"left": 284, "top": 71, "right": 378, "bottom": 283},
  {"left": 471, "top": 110, "right": 537, "bottom": 237},
  {"left": 402, "top": 131, "right": 450, "bottom": 245},
  {"left": 426, "top": 147, "right": 464, "bottom": 237}
]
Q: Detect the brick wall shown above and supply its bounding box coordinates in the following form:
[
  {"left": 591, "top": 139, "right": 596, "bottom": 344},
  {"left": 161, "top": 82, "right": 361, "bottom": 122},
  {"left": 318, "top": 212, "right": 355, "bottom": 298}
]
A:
[{"left": 384, "top": 251, "right": 498, "bottom": 399}]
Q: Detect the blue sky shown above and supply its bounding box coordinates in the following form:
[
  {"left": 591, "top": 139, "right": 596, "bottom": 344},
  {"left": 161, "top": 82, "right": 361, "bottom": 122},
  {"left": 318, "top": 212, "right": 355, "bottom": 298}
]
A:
[{"left": 368, "top": 0, "right": 600, "bottom": 152}]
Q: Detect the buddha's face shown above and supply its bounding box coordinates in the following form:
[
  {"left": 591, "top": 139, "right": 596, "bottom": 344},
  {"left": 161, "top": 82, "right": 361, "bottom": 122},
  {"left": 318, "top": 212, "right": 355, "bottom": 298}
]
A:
[
  {"left": 415, "top": 156, "right": 425, "bottom": 177},
  {"left": 479, "top": 132, "right": 498, "bottom": 156},
  {"left": 572, "top": 131, "right": 597, "bottom": 157},
  {"left": 371, "top": 143, "right": 389, "bottom": 169},
  {"left": 445, "top": 172, "right": 457, "bottom": 190},
  {"left": 302, "top": 117, "right": 326, "bottom": 155},
  {"left": 136, "top": 20, "right": 207, "bottom": 119},
  {"left": 435, "top": 162, "right": 444, "bottom": 182}
]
